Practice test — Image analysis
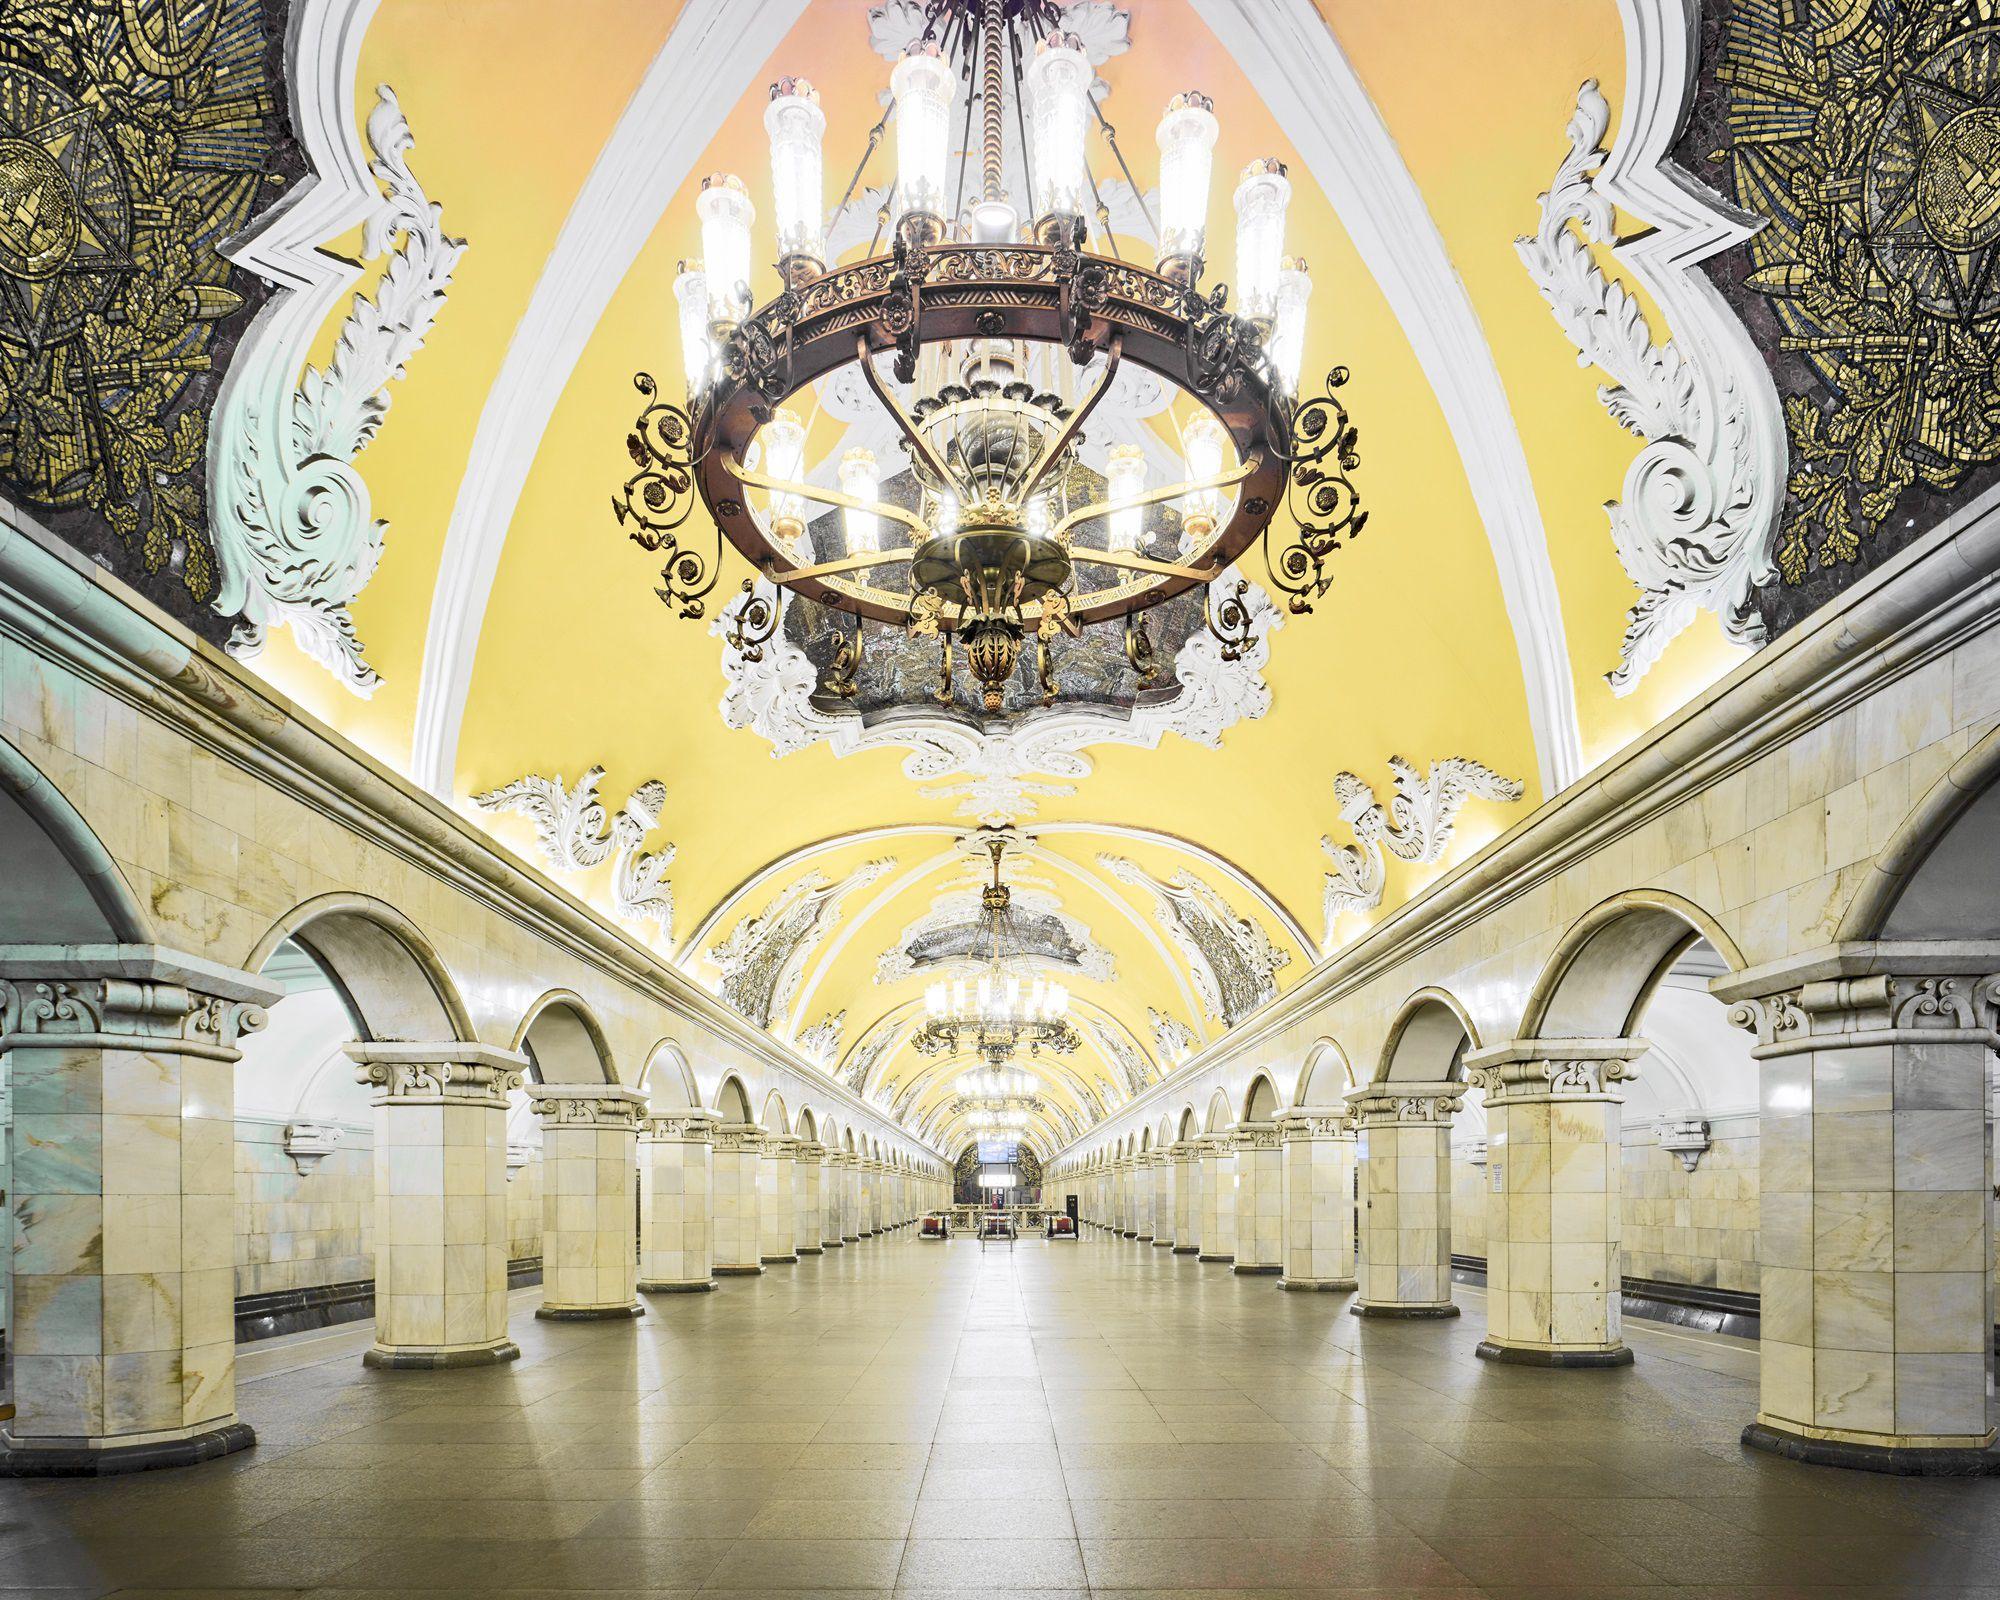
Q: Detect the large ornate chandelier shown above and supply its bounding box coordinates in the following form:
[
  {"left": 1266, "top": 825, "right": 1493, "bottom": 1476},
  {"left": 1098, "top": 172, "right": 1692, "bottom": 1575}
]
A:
[
  {"left": 614, "top": 0, "right": 1366, "bottom": 715},
  {"left": 912, "top": 837, "right": 1082, "bottom": 1061}
]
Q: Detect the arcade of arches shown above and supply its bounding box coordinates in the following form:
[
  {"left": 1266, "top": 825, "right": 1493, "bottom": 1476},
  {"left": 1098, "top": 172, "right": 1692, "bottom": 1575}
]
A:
[{"left": 12, "top": 0, "right": 2000, "bottom": 1591}]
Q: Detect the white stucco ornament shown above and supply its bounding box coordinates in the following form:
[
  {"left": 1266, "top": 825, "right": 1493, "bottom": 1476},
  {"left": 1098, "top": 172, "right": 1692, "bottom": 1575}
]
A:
[{"left": 472, "top": 766, "right": 676, "bottom": 939}]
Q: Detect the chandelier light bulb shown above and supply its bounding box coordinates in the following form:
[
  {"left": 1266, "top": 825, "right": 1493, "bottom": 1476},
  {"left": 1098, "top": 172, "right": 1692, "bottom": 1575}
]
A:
[
  {"left": 1270, "top": 256, "right": 1312, "bottom": 393},
  {"left": 1179, "top": 411, "right": 1227, "bottom": 542},
  {"left": 673, "top": 264, "right": 712, "bottom": 394},
  {"left": 696, "top": 173, "right": 755, "bottom": 328},
  {"left": 760, "top": 407, "right": 808, "bottom": 550},
  {"left": 1105, "top": 443, "right": 1146, "bottom": 551},
  {"left": 839, "top": 447, "right": 880, "bottom": 553},
  {"left": 1028, "top": 31, "right": 1093, "bottom": 229},
  {"left": 766, "top": 77, "right": 826, "bottom": 279},
  {"left": 1233, "top": 157, "right": 1292, "bottom": 327},
  {"left": 1155, "top": 90, "right": 1218, "bottom": 278},
  {"left": 890, "top": 44, "right": 954, "bottom": 235}
]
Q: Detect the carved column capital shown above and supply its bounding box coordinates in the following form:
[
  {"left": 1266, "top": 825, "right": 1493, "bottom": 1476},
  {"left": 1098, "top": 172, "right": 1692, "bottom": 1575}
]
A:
[
  {"left": 711, "top": 1122, "right": 764, "bottom": 1153},
  {"left": 1462, "top": 1038, "right": 1644, "bottom": 1103},
  {"left": 1718, "top": 962, "right": 2000, "bottom": 1057},
  {"left": 1170, "top": 1140, "right": 1201, "bottom": 1162},
  {"left": 0, "top": 950, "right": 282, "bottom": 1061},
  {"left": 793, "top": 1140, "right": 826, "bottom": 1161},
  {"left": 1232, "top": 1123, "right": 1282, "bottom": 1151},
  {"left": 1344, "top": 1079, "right": 1464, "bottom": 1126},
  {"left": 641, "top": 1109, "right": 718, "bottom": 1143},
  {"left": 1276, "top": 1105, "right": 1353, "bottom": 1140},
  {"left": 348, "top": 1041, "right": 530, "bottom": 1107},
  {"left": 528, "top": 1083, "right": 649, "bottom": 1129}
]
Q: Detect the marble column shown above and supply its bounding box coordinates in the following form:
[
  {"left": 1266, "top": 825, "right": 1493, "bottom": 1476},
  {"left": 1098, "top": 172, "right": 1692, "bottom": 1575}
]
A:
[
  {"left": 1198, "top": 1135, "right": 1237, "bottom": 1263},
  {"left": 353, "top": 1042, "right": 530, "bottom": 1367},
  {"left": 1151, "top": 1152, "right": 1174, "bottom": 1246},
  {"left": 1724, "top": 965, "right": 1999, "bottom": 1471},
  {"left": 1466, "top": 1041, "right": 1640, "bottom": 1367},
  {"left": 638, "top": 1110, "right": 717, "bottom": 1293},
  {"left": 710, "top": 1124, "right": 764, "bottom": 1275},
  {"left": 529, "top": 1083, "right": 646, "bottom": 1320},
  {"left": 793, "top": 1141, "right": 824, "bottom": 1255},
  {"left": 1122, "top": 1159, "right": 1139, "bottom": 1235},
  {"left": 1347, "top": 1081, "right": 1462, "bottom": 1318},
  {"left": 821, "top": 1150, "right": 846, "bottom": 1247},
  {"left": 1232, "top": 1124, "right": 1284, "bottom": 1275},
  {"left": 1172, "top": 1140, "right": 1202, "bottom": 1253},
  {"left": 1, "top": 961, "right": 277, "bottom": 1473},
  {"left": 1132, "top": 1156, "right": 1155, "bottom": 1242},
  {"left": 759, "top": 1133, "right": 798, "bottom": 1264},
  {"left": 842, "top": 1157, "right": 862, "bottom": 1241},
  {"left": 1276, "top": 1107, "right": 1357, "bottom": 1291}
]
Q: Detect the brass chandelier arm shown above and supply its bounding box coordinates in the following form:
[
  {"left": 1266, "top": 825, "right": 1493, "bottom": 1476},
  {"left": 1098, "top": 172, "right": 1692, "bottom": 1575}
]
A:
[
  {"left": 855, "top": 335, "right": 963, "bottom": 494},
  {"left": 1050, "top": 456, "right": 1259, "bottom": 542},
  {"left": 1017, "top": 336, "right": 1123, "bottom": 503},
  {"left": 1064, "top": 548, "right": 1220, "bottom": 583},
  {"left": 770, "top": 549, "right": 913, "bottom": 585},
  {"left": 726, "top": 460, "right": 930, "bottom": 535}
]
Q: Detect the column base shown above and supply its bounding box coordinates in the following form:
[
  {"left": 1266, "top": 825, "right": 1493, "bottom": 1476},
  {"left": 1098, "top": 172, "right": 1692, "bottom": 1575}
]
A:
[
  {"left": 713, "top": 1263, "right": 765, "bottom": 1276},
  {"left": 842, "top": 1233, "right": 860, "bottom": 1242},
  {"left": 1476, "top": 1339, "right": 1631, "bottom": 1368},
  {"left": 760, "top": 1253, "right": 798, "bottom": 1265},
  {"left": 639, "top": 1278, "right": 717, "bottom": 1294},
  {"left": 364, "top": 1339, "right": 521, "bottom": 1369},
  {"left": 1136, "top": 1233, "right": 1154, "bottom": 1243},
  {"left": 823, "top": 1239, "right": 845, "bottom": 1249},
  {"left": 1350, "top": 1302, "right": 1459, "bottom": 1319},
  {"left": 799, "top": 1245, "right": 824, "bottom": 1255},
  {"left": 1742, "top": 1421, "right": 2000, "bottom": 1476},
  {"left": 1172, "top": 1245, "right": 1199, "bottom": 1255},
  {"left": 0, "top": 1421, "right": 255, "bottom": 1478},
  {"left": 1151, "top": 1239, "right": 1175, "bottom": 1248},
  {"left": 1197, "top": 1252, "right": 1235, "bottom": 1263},
  {"left": 1233, "top": 1263, "right": 1282, "bottom": 1276},
  {"left": 1279, "top": 1276, "right": 1356, "bottom": 1292},
  {"left": 537, "top": 1303, "right": 645, "bottom": 1321}
]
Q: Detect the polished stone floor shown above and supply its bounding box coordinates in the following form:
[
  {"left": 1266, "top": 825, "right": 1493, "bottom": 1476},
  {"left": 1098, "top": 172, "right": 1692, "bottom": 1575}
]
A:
[{"left": 7, "top": 1232, "right": 2000, "bottom": 1597}]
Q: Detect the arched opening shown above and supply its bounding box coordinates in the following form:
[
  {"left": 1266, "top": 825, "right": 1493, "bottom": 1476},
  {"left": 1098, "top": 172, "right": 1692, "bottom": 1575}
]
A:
[
  {"left": 638, "top": 1040, "right": 697, "bottom": 1109},
  {"left": 1840, "top": 721, "right": 2000, "bottom": 941},
  {"left": 761, "top": 1091, "right": 790, "bottom": 1135},
  {"left": 1377, "top": 989, "right": 1478, "bottom": 1083},
  {"left": 1295, "top": 1039, "right": 1351, "bottom": 1106},
  {"left": 797, "top": 1106, "right": 818, "bottom": 1142},
  {"left": 514, "top": 991, "right": 616, "bottom": 1085},
  {"left": 248, "top": 894, "right": 472, "bottom": 1044},
  {"left": 1202, "top": 1090, "right": 1231, "bottom": 1133},
  {"left": 1241, "top": 1073, "right": 1280, "bottom": 1123},
  {"left": 714, "top": 1075, "right": 754, "bottom": 1126}
]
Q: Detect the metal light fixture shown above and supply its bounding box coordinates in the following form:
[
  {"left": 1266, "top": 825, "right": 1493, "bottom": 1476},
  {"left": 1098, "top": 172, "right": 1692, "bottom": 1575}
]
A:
[{"left": 614, "top": 0, "right": 1367, "bottom": 710}]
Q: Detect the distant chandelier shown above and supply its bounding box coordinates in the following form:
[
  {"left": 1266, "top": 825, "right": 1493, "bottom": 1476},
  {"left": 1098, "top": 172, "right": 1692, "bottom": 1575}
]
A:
[
  {"left": 613, "top": 0, "right": 1367, "bottom": 714},
  {"left": 913, "top": 836, "right": 1082, "bottom": 1061}
]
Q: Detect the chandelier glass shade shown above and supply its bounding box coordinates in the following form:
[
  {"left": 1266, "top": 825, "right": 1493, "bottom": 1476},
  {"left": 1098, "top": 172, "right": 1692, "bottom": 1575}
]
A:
[{"left": 612, "top": 0, "right": 1369, "bottom": 717}]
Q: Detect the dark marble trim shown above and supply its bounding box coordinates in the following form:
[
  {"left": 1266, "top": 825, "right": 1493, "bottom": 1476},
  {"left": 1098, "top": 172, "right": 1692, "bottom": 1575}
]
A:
[
  {"left": 0, "top": 1422, "right": 255, "bottom": 1478},
  {"left": 535, "top": 1304, "right": 645, "bottom": 1321},
  {"left": 1743, "top": 1422, "right": 2000, "bottom": 1477},
  {"left": 639, "top": 1279, "right": 718, "bottom": 1293},
  {"left": 1351, "top": 1303, "right": 1460, "bottom": 1319},
  {"left": 1477, "top": 1339, "right": 1634, "bottom": 1368},
  {"left": 362, "top": 1341, "right": 520, "bottom": 1370}
]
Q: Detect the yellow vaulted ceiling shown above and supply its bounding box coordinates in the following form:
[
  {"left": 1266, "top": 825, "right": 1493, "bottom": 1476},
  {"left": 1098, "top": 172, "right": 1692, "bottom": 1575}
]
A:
[{"left": 242, "top": 0, "right": 1756, "bottom": 1153}]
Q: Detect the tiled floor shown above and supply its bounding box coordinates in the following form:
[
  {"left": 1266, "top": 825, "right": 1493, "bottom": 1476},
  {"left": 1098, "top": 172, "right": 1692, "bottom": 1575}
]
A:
[{"left": 7, "top": 1233, "right": 2000, "bottom": 1596}]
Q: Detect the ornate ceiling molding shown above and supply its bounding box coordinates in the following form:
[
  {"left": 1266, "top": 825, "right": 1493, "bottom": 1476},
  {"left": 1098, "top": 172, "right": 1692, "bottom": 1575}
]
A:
[
  {"left": 714, "top": 572, "right": 1282, "bottom": 824},
  {"left": 875, "top": 871, "right": 1116, "bottom": 986},
  {"left": 410, "top": 0, "right": 811, "bottom": 796},
  {"left": 1098, "top": 854, "right": 1289, "bottom": 1026},
  {"left": 1150, "top": 1007, "right": 1198, "bottom": 1069},
  {"left": 1519, "top": 73, "right": 1779, "bottom": 693},
  {"left": 472, "top": 766, "right": 676, "bottom": 939},
  {"left": 794, "top": 1010, "right": 845, "bottom": 1070},
  {"left": 1320, "top": 755, "right": 1524, "bottom": 950},
  {"left": 706, "top": 857, "right": 895, "bottom": 1029},
  {"left": 1188, "top": 0, "right": 1581, "bottom": 797}
]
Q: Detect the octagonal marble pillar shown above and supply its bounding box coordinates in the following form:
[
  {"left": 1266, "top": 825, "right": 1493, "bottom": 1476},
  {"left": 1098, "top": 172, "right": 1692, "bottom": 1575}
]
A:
[
  {"left": 1465, "top": 1041, "right": 1641, "bottom": 1366},
  {"left": 1232, "top": 1123, "right": 1284, "bottom": 1275},
  {"left": 824, "top": 1152, "right": 848, "bottom": 1248},
  {"left": 638, "top": 1110, "right": 717, "bottom": 1293},
  {"left": 1347, "top": 1081, "right": 1462, "bottom": 1318},
  {"left": 529, "top": 1083, "right": 646, "bottom": 1321},
  {"left": 1, "top": 960, "right": 278, "bottom": 1474},
  {"left": 1171, "top": 1141, "right": 1202, "bottom": 1253},
  {"left": 842, "top": 1157, "right": 862, "bottom": 1241},
  {"left": 1132, "top": 1156, "right": 1155, "bottom": 1242},
  {"left": 1197, "top": 1135, "right": 1237, "bottom": 1263},
  {"left": 1724, "top": 964, "right": 2000, "bottom": 1473},
  {"left": 1150, "top": 1153, "right": 1174, "bottom": 1246},
  {"left": 759, "top": 1133, "right": 798, "bottom": 1264},
  {"left": 710, "top": 1123, "right": 765, "bottom": 1275},
  {"left": 793, "top": 1141, "right": 825, "bottom": 1255},
  {"left": 1276, "top": 1107, "right": 1357, "bottom": 1292}
]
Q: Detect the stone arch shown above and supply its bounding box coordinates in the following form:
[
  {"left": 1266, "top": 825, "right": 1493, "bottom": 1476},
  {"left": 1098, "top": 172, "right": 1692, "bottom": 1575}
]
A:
[
  {"left": 1519, "top": 890, "right": 1743, "bottom": 1041},
  {"left": 1842, "top": 724, "right": 2000, "bottom": 941},
  {"left": 638, "top": 1039, "right": 698, "bottom": 1108},
  {"left": 1294, "top": 1038, "right": 1351, "bottom": 1105},
  {"left": 1176, "top": 1104, "right": 1199, "bottom": 1142},
  {"left": 842, "top": 1126, "right": 856, "bottom": 1152},
  {"left": 248, "top": 892, "right": 473, "bottom": 1044},
  {"left": 511, "top": 990, "right": 616, "bottom": 1084},
  {"left": 760, "top": 1090, "right": 790, "bottom": 1135},
  {"left": 1202, "top": 1089, "right": 1231, "bottom": 1133},
  {"left": 1241, "top": 1071, "right": 1281, "bottom": 1123},
  {"left": 1139, "top": 1127, "right": 1152, "bottom": 1150},
  {"left": 714, "top": 1073, "right": 754, "bottom": 1125},
  {"left": 0, "top": 733, "right": 151, "bottom": 944},
  {"left": 796, "top": 1106, "right": 819, "bottom": 1142},
  {"left": 1377, "top": 988, "right": 1479, "bottom": 1082}
]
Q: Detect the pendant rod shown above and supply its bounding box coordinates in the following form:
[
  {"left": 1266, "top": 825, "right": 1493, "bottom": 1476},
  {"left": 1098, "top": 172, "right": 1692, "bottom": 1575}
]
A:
[{"left": 980, "top": 0, "right": 1005, "bottom": 203}]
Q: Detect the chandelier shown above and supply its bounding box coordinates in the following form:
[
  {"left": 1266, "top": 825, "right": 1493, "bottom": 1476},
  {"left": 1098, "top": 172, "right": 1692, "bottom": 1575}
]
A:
[
  {"left": 613, "top": 0, "right": 1367, "bottom": 715},
  {"left": 912, "top": 836, "right": 1082, "bottom": 1061}
]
